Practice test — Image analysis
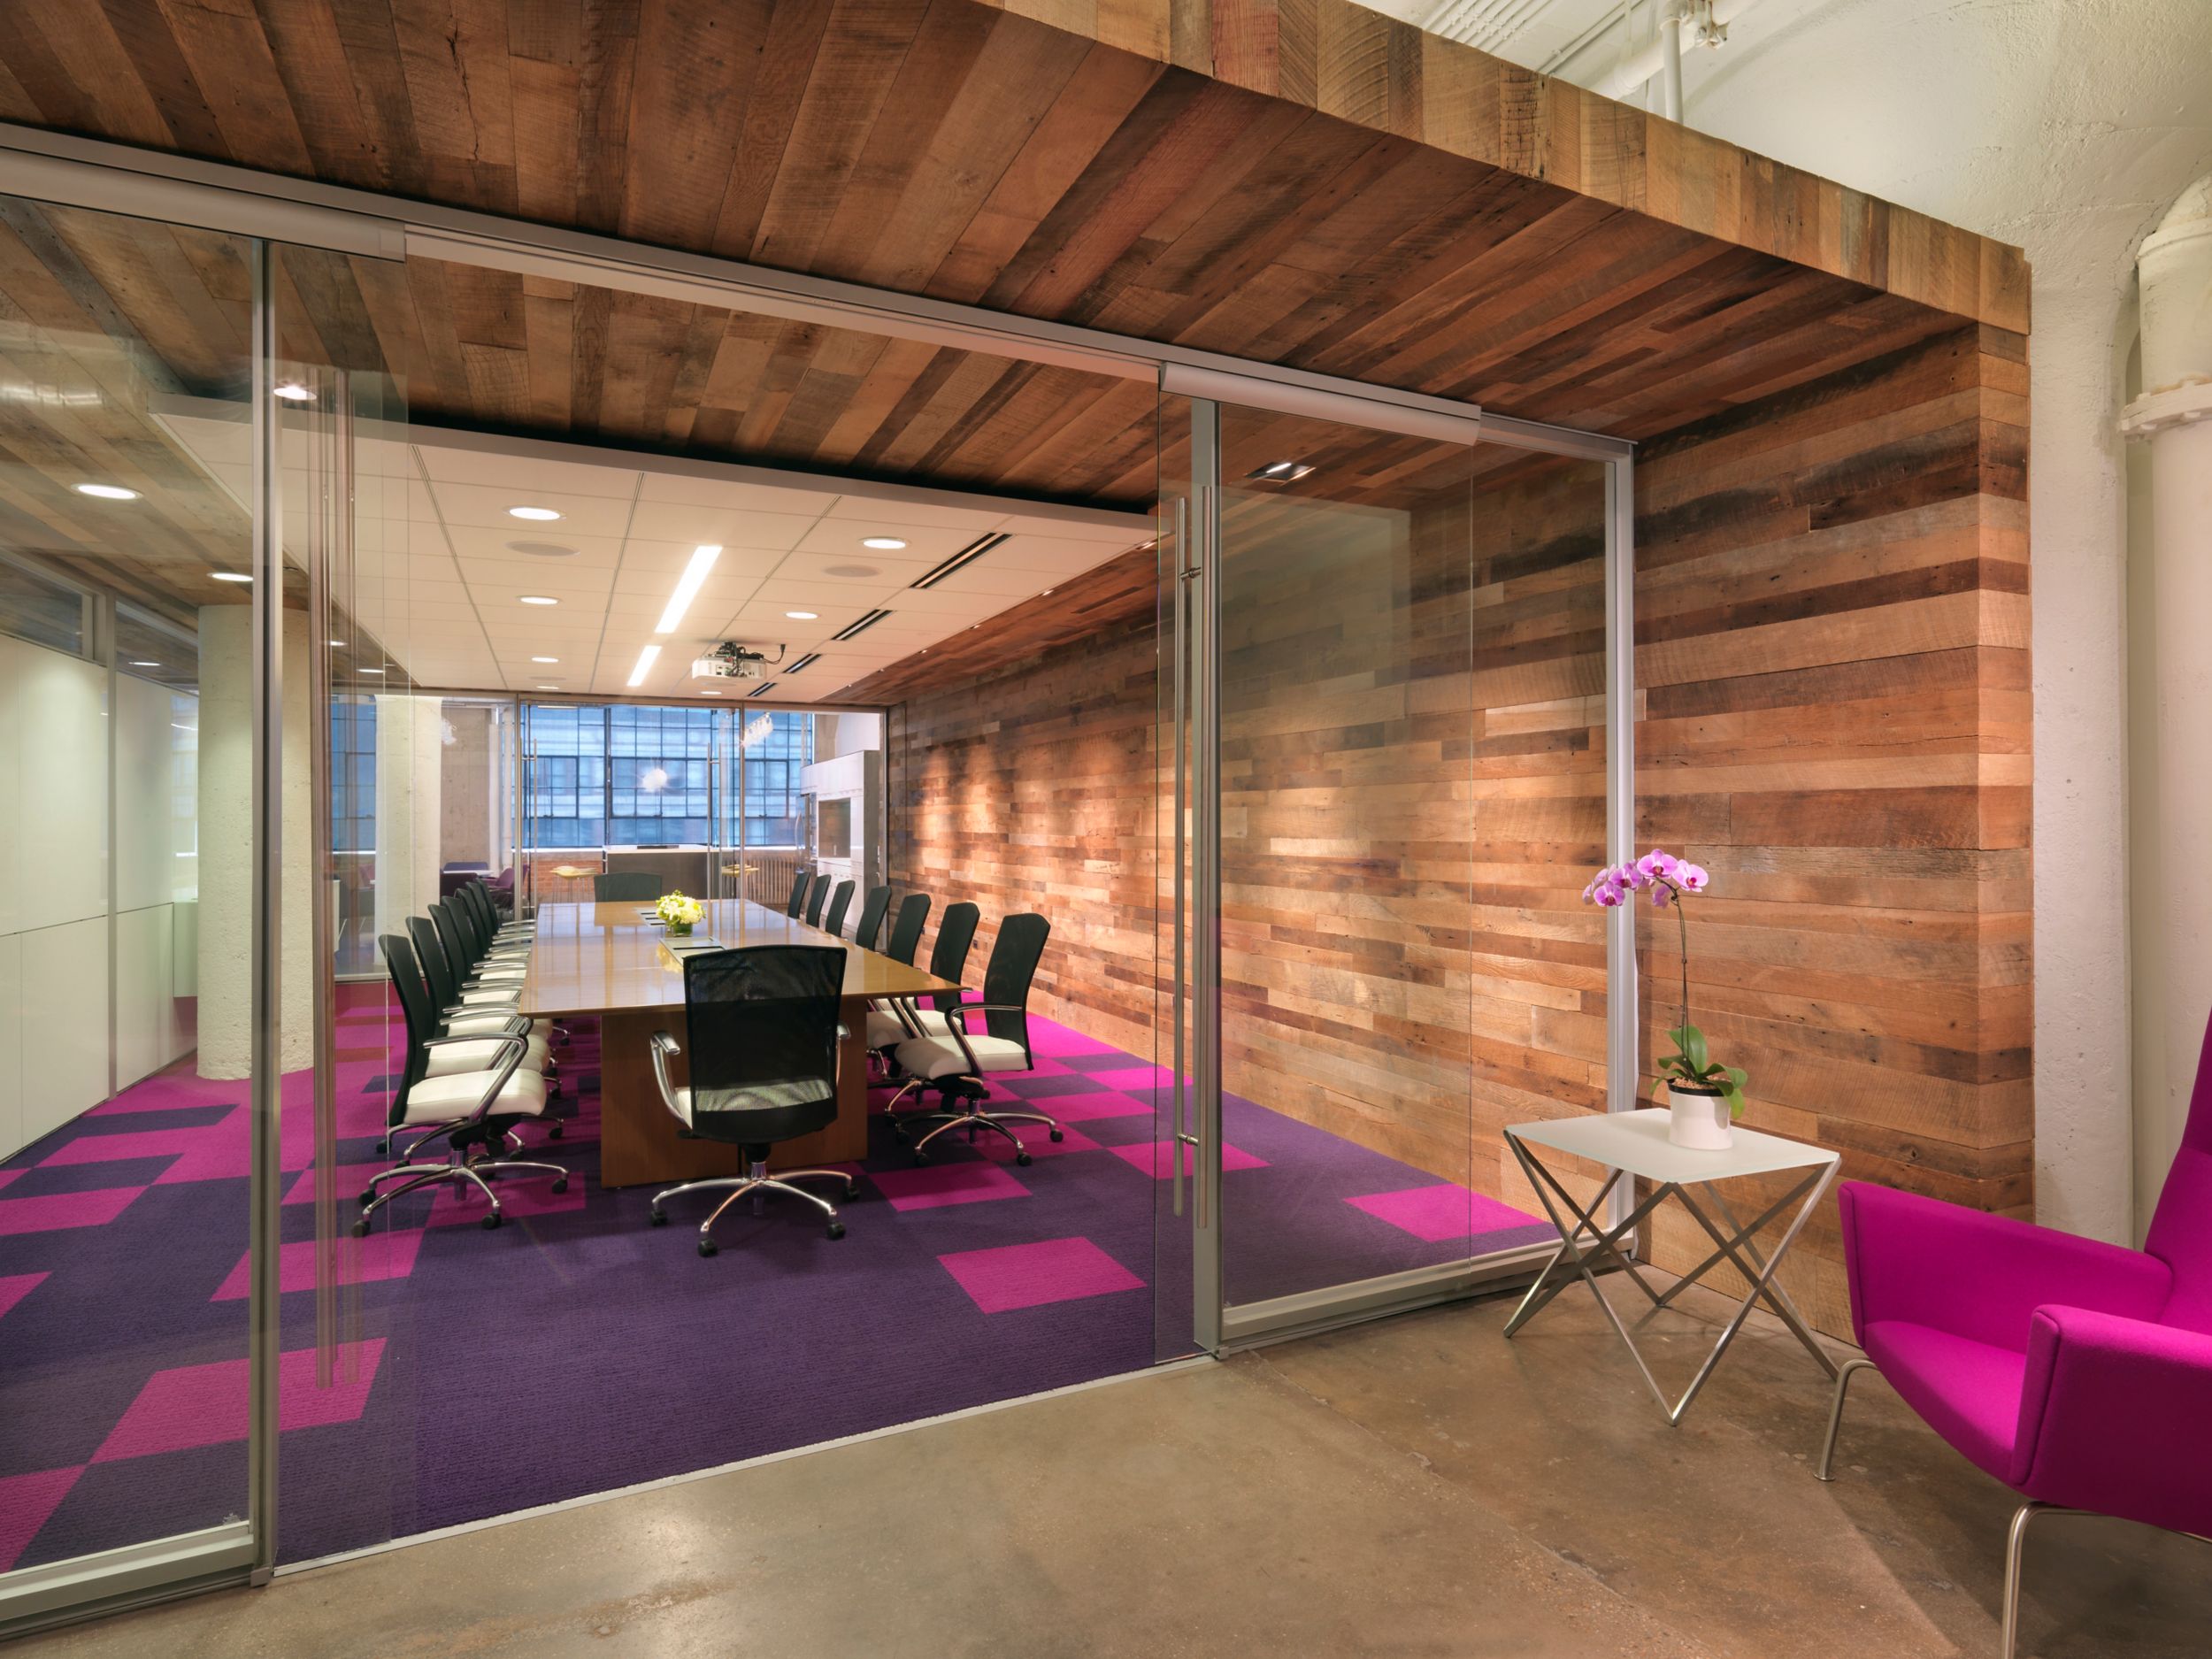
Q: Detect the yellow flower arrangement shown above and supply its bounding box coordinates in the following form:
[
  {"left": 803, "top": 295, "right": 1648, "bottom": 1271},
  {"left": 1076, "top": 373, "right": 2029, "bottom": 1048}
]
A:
[{"left": 654, "top": 890, "right": 703, "bottom": 936}]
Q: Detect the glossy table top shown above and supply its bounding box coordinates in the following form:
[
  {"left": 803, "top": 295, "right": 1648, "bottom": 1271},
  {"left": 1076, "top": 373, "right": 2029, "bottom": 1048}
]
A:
[{"left": 515, "top": 899, "right": 960, "bottom": 1017}]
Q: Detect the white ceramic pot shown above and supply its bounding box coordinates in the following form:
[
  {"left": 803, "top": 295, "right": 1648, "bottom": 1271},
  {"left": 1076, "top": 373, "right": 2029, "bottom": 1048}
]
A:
[{"left": 1665, "top": 1084, "right": 1734, "bottom": 1150}]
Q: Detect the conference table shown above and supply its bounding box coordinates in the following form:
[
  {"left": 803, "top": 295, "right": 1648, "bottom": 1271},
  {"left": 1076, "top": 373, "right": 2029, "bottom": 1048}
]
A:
[{"left": 514, "top": 898, "right": 960, "bottom": 1187}]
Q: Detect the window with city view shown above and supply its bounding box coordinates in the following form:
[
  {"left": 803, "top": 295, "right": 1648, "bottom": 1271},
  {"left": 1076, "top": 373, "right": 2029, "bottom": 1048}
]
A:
[{"left": 523, "top": 703, "right": 812, "bottom": 849}]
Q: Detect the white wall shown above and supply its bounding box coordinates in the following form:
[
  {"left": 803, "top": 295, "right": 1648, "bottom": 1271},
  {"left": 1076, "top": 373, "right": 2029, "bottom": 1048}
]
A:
[
  {"left": 373, "top": 693, "right": 443, "bottom": 940},
  {"left": 0, "top": 635, "right": 110, "bottom": 1156}
]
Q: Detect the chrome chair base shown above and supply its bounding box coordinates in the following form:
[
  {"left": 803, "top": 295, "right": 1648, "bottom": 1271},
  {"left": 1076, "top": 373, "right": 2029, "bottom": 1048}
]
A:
[
  {"left": 354, "top": 1150, "right": 569, "bottom": 1233},
  {"left": 650, "top": 1161, "right": 856, "bottom": 1253},
  {"left": 1815, "top": 1355, "right": 1878, "bottom": 1480},
  {"left": 895, "top": 1089, "right": 1064, "bottom": 1168}
]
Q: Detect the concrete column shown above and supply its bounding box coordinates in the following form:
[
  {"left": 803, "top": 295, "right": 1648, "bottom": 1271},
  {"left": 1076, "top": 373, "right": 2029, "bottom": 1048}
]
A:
[
  {"left": 2127, "top": 176, "right": 2212, "bottom": 1232},
  {"left": 196, "top": 603, "right": 314, "bottom": 1079},
  {"left": 373, "top": 695, "right": 445, "bottom": 943}
]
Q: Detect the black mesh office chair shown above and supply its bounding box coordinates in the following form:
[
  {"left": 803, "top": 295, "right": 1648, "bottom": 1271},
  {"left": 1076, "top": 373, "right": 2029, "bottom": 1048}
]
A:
[
  {"left": 407, "top": 914, "right": 558, "bottom": 1150},
  {"left": 595, "top": 871, "right": 663, "bottom": 902},
  {"left": 853, "top": 884, "right": 893, "bottom": 950},
  {"left": 645, "top": 945, "right": 857, "bottom": 1255},
  {"left": 864, "top": 894, "right": 936, "bottom": 1054},
  {"left": 876, "top": 898, "right": 979, "bottom": 1097},
  {"left": 891, "top": 914, "right": 1056, "bottom": 1164},
  {"left": 359, "top": 935, "right": 567, "bottom": 1233},
  {"left": 784, "top": 870, "right": 811, "bottom": 918},
  {"left": 822, "top": 879, "right": 856, "bottom": 938},
  {"left": 804, "top": 872, "right": 833, "bottom": 926},
  {"left": 883, "top": 893, "right": 930, "bottom": 964}
]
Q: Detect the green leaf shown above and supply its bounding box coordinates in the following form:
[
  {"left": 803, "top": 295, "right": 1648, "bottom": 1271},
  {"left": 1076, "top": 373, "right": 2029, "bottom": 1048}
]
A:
[
  {"left": 1675, "top": 1025, "right": 1709, "bottom": 1071},
  {"left": 1723, "top": 1067, "right": 1747, "bottom": 1088},
  {"left": 1722, "top": 1081, "right": 1746, "bottom": 1119}
]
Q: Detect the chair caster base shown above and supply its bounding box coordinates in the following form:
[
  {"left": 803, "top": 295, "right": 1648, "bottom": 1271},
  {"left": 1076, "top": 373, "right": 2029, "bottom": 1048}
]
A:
[
  {"left": 481, "top": 1211, "right": 502, "bottom": 1231},
  {"left": 351, "top": 1217, "right": 369, "bottom": 1238},
  {"left": 1015, "top": 1151, "right": 1033, "bottom": 1166},
  {"left": 912, "top": 1150, "right": 930, "bottom": 1165},
  {"left": 697, "top": 1238, "right": 718, "bottom": 1257},
  {"left": 1048, "top": 1129, "right": 1064, "bottom": 1142},
  {"left": 548, "top": 1120, "right": 565, "bottom": 1140},
  {"left": 649, "top": 1208, "right": 668, "bottom": 1226},
  {"left": 826, "top": 1221, "right": 846, "bottom": 1240},
  {"left": 551, "top": 1177, "right": 568, "bottom": 1194}
]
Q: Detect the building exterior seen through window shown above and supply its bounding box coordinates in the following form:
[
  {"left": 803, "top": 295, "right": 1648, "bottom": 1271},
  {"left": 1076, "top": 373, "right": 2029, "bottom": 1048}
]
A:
[{"left": 524, "top": 703, "right": 812, "bottom": 849}]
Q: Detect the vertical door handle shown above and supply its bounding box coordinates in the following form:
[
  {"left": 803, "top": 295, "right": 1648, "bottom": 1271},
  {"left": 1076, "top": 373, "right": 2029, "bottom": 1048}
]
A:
[{"left": 1170, "top": 495, "right": 1191, "bottom": 1218}]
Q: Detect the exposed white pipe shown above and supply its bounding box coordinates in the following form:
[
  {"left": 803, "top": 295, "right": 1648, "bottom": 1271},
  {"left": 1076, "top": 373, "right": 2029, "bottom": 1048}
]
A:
[
  {"left": 1658, "top": 5, "right": 1685, "bottom": 120},
  {"left": 1598, "top": 0, "right": 1766, "bottom": 104}
]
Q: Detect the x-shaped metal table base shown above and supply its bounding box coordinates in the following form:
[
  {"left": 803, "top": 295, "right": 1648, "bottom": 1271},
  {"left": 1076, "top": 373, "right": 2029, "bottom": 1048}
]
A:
[{"left": 1503, "top": 1131, "right": 1839, "bottom": 1425}]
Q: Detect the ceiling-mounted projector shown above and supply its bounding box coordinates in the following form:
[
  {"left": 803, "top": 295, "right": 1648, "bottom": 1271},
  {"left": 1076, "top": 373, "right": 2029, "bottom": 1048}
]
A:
[{"left": 690, "top": 641, "right": 784, "bottom": 681}]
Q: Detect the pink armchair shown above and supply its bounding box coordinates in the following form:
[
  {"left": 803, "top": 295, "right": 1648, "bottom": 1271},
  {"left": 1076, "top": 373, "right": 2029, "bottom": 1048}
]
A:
[{"left": 1820, "top": 1009, "right": 2212, "bottom": 1656}]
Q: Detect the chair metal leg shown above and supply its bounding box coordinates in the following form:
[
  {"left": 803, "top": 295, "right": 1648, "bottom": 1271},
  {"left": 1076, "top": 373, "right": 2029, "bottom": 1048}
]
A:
[
  {"left": 1816, "top": 1356, "right": 1878, "bottom": 1481},
  {"left": 2001, "top": 1503, "right": 2092, "bottom": 1659}
]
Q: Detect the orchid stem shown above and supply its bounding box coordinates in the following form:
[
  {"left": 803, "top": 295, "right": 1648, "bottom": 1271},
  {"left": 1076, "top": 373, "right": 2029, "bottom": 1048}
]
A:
[{"left": 1674, "top": 882, "right": 1690, "bottom": 1045}]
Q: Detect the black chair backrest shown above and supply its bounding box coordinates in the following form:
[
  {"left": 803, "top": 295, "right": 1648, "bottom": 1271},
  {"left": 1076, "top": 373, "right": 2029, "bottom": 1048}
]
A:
[
  {"left": 884, "top": 893, "right": 931, "bottom": 964},
  {"left": 409, "top": 913, "right": 462, "bottom": 1013},
  {"left": 595, "top": 871, "right": 663, "bottom": 902},
  {"left": 429, "top": 902, "right": 477, "bottom": 979},
  {"left": 804, "top": 872, "right": 833, "bottom": 926},
  {"left": 378, "top": 933, "right": 436, "bottom": 1102},
  {"left": 854, "top": 885, "right": 892, "bottom": 950},
  {"left": 682, "top": 945, "right": 847, "bottom": 1152},
  {"left": 455, "top": 882, "right": 493, "bottom": 954},
  {"left": 823, "top": 879, "right": 856, "bottom": 938},
  {"left": 926, "top": 902, "right": 980, "bottom": 1013},
  {"left": 784, "top": 870, "right": 811, "bottom": 918},
  {"left": 979, "top": 914, "right": 1050, "bottom": 1057}
]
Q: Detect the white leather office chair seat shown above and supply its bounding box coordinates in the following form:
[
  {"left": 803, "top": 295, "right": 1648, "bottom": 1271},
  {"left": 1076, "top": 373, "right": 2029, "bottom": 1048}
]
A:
[
  {"left": 663, "top": 1079, "right": 837, "bottom": 1130},
  {"left": 443, "top": 1009, "right": 550, "bottom": 1038},
  {"left": 893, "top": 1033, "right": 1028, "bottom": 1079},
  {"left": 426, "top": 1035, "right": 549, "bottom": 1077},
  {"left": 457, "top": 986, "right": 524, "bottom": 1005},
  {"left": 866, "top": 1006, "right": 950, "bottom": 1048},
  {"left": 472, "top": 964, "right": 529, "bottom": 980},
  {"left": 402, "top": 1067, "right": 547, "bottom": 1124}
]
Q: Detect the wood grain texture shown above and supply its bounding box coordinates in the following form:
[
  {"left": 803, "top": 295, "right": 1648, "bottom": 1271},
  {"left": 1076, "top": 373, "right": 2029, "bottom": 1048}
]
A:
[
  {"left": 886, "top": 326, "right": 2028, "bottom": 1338},
  {"left": 0, "top": 0, "right": 2018, "bottom": 509}
]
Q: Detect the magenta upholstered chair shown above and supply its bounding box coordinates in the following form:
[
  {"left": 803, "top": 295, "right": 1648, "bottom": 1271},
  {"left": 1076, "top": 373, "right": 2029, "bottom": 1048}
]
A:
[{"left": 1820, "top": 1010, "right": 2212, "bottom": 1656}]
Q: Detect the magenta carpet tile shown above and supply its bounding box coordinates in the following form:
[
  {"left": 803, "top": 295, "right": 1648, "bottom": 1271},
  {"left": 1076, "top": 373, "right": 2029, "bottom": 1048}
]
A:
[{"left": 0, "top": 997, "right": 1549, "bottom": 1571}]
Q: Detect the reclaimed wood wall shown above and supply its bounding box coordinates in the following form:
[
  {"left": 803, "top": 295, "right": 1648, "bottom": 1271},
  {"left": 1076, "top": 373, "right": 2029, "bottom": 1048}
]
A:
[{"left": 887, "top": 323, "right": 2028, "bottom": 1337}]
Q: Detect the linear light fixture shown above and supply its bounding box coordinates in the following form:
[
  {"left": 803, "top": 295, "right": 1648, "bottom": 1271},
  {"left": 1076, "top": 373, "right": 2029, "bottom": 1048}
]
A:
[
  {"left": 211, "top": 571, "right": 253, "bottom": 583},
  {"left": 787, "top": 652, "right": 821, "bottom": 673},
  {"left": 748, "top": 680, "right": 778, "bottom": 698},
  {"left": 626, "top": 643, "right": 660, "bottom": 688},
  {"left": 654, "top": 542, "right": 722, "bottom": 634},
  {"left": 911, "top": 534, "right": 1006, "bottom": 589},
  {"left": 830, "top": 609, "right": 890, "bottom": 642}
]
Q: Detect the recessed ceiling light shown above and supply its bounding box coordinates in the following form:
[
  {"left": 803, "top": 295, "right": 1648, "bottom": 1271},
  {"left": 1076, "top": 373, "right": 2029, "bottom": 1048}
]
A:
[
  {"left": 861, "top": 536, "right": 907, "bottom": 550},
  {"left": 128, "top": 660, "right": 159, "bottom": 668},
  {"left": 786, "top": 610, "right": 818, "bottom": 620},
  {"left": 328, "top": 640, "right": 344, "bottom": 648},
  {"left": 536, "top": 684, "right": 559, "bottom": 691},
  {"left": 530, "top": 656, "right": 559, "bottom": 664},
  {"left": 654, "top": 543, "right": 722, "bottom": 634},
  {"left": 1248, "top": 460, "right": 1316, "bottom": 483},
  {"left": 1042, "top": 588, "right": 1056, "bottom": 596},
  {"left": 505, "top": 540, "right": 576, "bottom": 558},
  {"left": 359, "top": 667, "right": 386, "bottom": 675},
  {"left": 518, "top": 595, "right": 558, "bottom": 606},
  {"left": 211, "top": 571, "right": 253, "bottom": 583},
  {"left": 508, "top": 505, "right": 563, "bottom": 521},
  {"left": 75, "top": 483, "right": 140, "bottom": 501},
  {"left": 701, "top": 689, "right": 722, "bottom": 696},
  {"left": 626, "top": 643, "right": 661, "bottom": 689},
  {"left": 822, "top": 563, "right": 879, "bottom": 579},
  {"left": 273, "top": 381, "right": 314, "bottom": 403}
]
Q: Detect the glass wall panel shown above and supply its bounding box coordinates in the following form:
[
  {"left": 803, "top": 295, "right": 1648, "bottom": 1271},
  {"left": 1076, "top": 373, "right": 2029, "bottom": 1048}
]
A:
[{"left": 0, "top": 197, "right": 257, "bottom": 1603}]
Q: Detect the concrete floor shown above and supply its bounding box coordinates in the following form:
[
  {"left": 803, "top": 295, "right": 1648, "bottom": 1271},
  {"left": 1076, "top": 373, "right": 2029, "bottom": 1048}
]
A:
[{"left": 19, "top": 1279, "right": 2210, "bottom": 1658}]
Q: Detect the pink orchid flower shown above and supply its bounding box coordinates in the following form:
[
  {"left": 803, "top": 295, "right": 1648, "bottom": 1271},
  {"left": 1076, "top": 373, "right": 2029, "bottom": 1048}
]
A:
[
  {"left": 1676, "top": 864, "right": 1709, "bottom": 892},
  {"left": 1650, "top": 883, "right": 1673, "bottom": 907},
  {"left": 1636, "top": 849, "right": 1679, "bottom": 883}
]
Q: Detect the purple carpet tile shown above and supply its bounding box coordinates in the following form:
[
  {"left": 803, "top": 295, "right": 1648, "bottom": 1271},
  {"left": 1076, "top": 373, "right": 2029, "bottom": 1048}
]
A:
[{"left": 0, "top": 997, "right": 1547, "bottom": 1571}]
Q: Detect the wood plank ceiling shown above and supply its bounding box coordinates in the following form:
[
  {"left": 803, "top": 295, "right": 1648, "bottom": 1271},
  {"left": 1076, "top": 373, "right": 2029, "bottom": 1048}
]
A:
[{"left": 0, "top": 0, "right": 2016, "bottom": 520}]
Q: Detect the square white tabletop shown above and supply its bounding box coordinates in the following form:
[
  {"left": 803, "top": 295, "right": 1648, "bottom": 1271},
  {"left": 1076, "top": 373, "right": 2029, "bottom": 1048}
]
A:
[{"left": 1506, "top": 1108, "right": 1837, "bottom": 1186}]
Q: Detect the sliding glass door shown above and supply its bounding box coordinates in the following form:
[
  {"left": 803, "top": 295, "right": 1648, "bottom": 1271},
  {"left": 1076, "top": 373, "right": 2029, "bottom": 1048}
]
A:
[{"left": 1158, "top": 378, "right": 1629, "bottom": 1355}]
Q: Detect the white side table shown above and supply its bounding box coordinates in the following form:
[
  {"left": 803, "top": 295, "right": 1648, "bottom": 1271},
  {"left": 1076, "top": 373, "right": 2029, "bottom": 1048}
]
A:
[{"left": 1502, "top": 1108, "right": 1841, "bottom": 1425}]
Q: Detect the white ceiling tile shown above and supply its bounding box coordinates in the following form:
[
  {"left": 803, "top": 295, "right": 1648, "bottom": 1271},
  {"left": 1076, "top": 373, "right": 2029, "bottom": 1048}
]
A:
[
  {"left": 634, "top": 472, "right": 834, "bottom": 515},
  {"left": 916, "top": 562, "right": 1058, "bottom": 599},
  {"left": 986, "top": 534, "right": 1141, "bottom": 574},
  {"left": 769, "top": 549, "right": 940, "bottom": 589},
  {"left": 821, "top": 495, "right": 1007, "bottom": 532},
  {"left": 427, "top": 481, "right": 639, "bottom": 538},
  {"left": 994, "top": 511, "right": 1156, "bottom": 541},
  {"left": 442, "top": 525, "right": 626, "bottom": 568},
  {"left": 623, "top": 501, "right": 819, "bottom": 549},
  {"left": 416, "top": 446, "right": 641, "bottom": 499},
  {"left": 793, "top": 519, "right": 981, "bottom": 560}
]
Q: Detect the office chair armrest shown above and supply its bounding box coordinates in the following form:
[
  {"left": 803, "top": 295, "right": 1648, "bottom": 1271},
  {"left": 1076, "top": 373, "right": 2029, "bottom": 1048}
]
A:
[
  {"left": 944, "top": 1004, "right": 1033, "bottom": 1070},
  {"left": 423, "top": 1033, "right": 517, "bottom": 1049},
  {"left": 649, "top": 1031, "right": 685, "bottom": 1125},
  {"left": 460, "top": 1035, "right": 529, "bottom": 1120}
]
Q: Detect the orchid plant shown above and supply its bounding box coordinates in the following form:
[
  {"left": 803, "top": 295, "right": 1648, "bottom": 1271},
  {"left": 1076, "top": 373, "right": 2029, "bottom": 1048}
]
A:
[{"left": 1582, "top": 849, "right": 1746, "bottom": 1118}]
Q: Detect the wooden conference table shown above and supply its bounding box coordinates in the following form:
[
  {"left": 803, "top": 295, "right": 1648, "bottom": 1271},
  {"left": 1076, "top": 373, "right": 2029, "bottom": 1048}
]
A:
[{"left": 514, "top": 899, "right": 960, "bottom": 1187}]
